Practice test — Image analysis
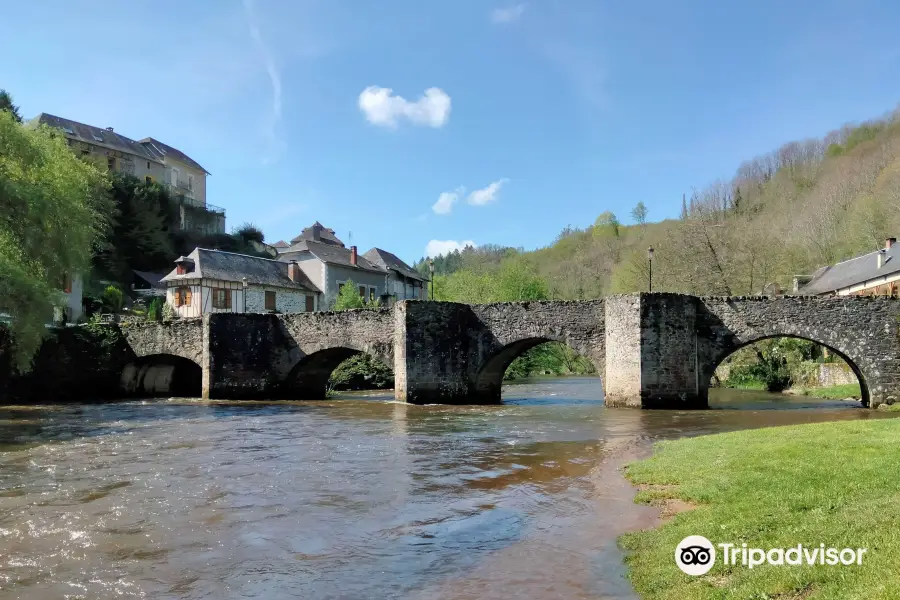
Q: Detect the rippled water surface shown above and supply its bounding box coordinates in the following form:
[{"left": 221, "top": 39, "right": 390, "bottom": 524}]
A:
[{"left": 0, "top": 379, "right": 894, "bottom": 599}]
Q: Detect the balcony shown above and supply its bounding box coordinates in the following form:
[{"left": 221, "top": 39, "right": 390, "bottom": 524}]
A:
[
  {"left": 174, "top": 178, "right": 193, "bottom": 191},
  {"left": 175, "top": 194, "right": 226, "bottom": 216}
]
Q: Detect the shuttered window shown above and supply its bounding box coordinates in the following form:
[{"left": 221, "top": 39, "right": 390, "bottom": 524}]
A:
[
  {"left": 265, "top": 291, "right": 276, "bottom": 311},
  {"left": 175, "top": 287, "right": 192, "bottom": 306},
  {"left": 212, "top": 288, "right": 231, "bottom": 309}
]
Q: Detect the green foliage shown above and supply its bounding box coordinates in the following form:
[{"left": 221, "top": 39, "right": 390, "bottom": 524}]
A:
[
  {"left": 0, "top": 89, "right": 22, "bottom": 123},
  {"left": 328, "top": 353, "right": 394, "bottom": 393},
  {"left": 333, "top": 280, "right": 367, "bottom": 310},
  {"left": 592, "top": 211, "right": 620, "bottom": 239},
  {"left": 0, "top": 111, "right": 112, "bottom": 371},
  {"left": 146, "top": 297, "right": 163, "bottom": 322},
  {"left": 723, "top": 338, "right": 820, "bottom": 392},
  {"left": 161, "top": 301, "right": 176, "bottom": 322},
  {"left": 505, "top": 342, "right": 596, "bottom": 380},
  {"left": 233, "top": 222, "right": 265, "bottom": 244},
  {"left": 101, "top": 285, "right": 124, "bottom": 313}
]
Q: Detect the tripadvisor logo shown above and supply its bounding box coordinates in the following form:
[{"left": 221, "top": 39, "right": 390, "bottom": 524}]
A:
[{"left": 675, "top": 536, "right": 868, "bottom": 575}]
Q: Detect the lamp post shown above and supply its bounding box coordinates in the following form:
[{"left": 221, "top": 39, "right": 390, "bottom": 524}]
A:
[
  {"left": 241, "top": 277, "right": 248, "bottom": 313},
  {"left": 647, "top": 246, "right": 654, "bottom": 292},
  {"left": 429, "top": 259, "right": 435, "bottom": 300}
]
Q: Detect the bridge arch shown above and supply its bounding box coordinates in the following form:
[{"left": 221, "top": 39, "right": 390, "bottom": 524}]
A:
[
  {"left": 283, "top": 346, "right": 394, "bottom": 400},
  {"left": 120, "top": 353, "right": 202, "bottom": 397},
  {"left": 473, "top": 335, "right": 603, "bottom": 402}
]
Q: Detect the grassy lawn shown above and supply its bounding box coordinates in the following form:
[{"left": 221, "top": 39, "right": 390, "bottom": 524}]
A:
[
  {"left": 795, "top": 383, "right": 862, "bottom": 399},
  {"left": 620, "top": 419, "right": 900, "bottom": 599}
]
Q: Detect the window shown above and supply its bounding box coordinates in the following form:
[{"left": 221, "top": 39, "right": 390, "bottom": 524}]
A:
[
  {"left": 369, "top": 288, "right": 376, "bottom": 303},
  {"left": 171, "top": 168, "right": 179, "bottom": 186},
  {"left": 62, "top": 126, "right": 75, "bottom": 135},
  {"left": 305, "top": 295, "right": 315, "bottom": 312},
  {"left": 176, "top": 264, "right": 185, "bottom": 275},
  {"left": 147, "top": 161, "right": 151, "bottom": 169},
  {"left": 92, "top": 133, "right": 104, "bottom": 142},
  {"left": 107, "top": 156, "right": 116, "bottom": 171},
  {"left": 174, "top": 287, "right": 192, "bottom": 307},
  {"left": 358, "top": 285, "right": 366, "bottom": 299},
  {"left": 81, "top": 149, "right": 90, "bottom": 157},
  {"left": 265, "top": 290, "right": 276, "bottom": 311},
  {"left": 212, "top": 288, "right": 231, "bottom": 309},
  {"left": 188, "top": 174, "right": 194, "bottom": 190},
  {"left": 145, "top": 176, "right": 152, "bottom": 184},
  {"left": 61, "top": 273, "right": 72, "bottom": 294}
]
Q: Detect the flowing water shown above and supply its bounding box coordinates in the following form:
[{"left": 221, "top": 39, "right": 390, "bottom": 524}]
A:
[{"left": 0, "top": 379, "right": 895, "bottom": 599}]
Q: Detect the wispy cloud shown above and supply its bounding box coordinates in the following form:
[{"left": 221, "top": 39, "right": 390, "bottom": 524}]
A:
[
  {"left": 425, "top": 239, "right": 476, "bottom": 258},
  {"left": 491, "top": 4, "right": 526, "bottom": 24},
  {"left": 467, "top": 179, "right": 509, "bottom": 206},
  {"left": 358, "top": 86, "right": 452, "bottom": 128},
  {"left": 432, "top": 186, "right": 466, "bottom": 215},
  {"left": 243, "top": 0, "right": 284, "bottom": 163}
]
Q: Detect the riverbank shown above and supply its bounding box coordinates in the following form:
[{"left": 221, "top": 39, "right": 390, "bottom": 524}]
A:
[
  {"left": 619, "top": 418, "right": 900, "bottom": 599},
  {"left": 721, "top": 381, "right": 863, "bottom": 400}
]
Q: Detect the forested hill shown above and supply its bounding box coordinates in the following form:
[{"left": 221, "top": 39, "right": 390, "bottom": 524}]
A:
[{"left": 415, "top": 105, "right": 900, "bottom": 302}]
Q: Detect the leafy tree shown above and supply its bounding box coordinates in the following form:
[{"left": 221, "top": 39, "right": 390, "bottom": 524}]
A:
[
  {"left": 0, "top": 111, "right": 112, "bottom": 369},
  {"left": 233, "top": 222, "right": 265, "bottom": 244},
  {"left": 631, "top": 201, "right": 648, "bottom": 225},
  {"left": 593, "top": 211, "right": 620, "bottom": 238},
  {"left": 147, "top": 297, "right": 163, "bottom": 322},
  {"left": 333, "top": 280, "right": 367, "bottom": 310},
  {"left": 0, "top": 90, "right": 22, "bottom": 124},
  {"left": 101, "top": 285, "right": 124, "bottom": 313}
]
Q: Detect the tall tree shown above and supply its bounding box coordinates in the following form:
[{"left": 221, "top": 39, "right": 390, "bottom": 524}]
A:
[
  {"left": 631, "top": 201, "right": 648, "bottom": 225},
  {"left": 0, "top": 90, "right": 22, "bottom": 123},
  {"left": 0, "top": 112, "right": 112, "bottom": 369}
]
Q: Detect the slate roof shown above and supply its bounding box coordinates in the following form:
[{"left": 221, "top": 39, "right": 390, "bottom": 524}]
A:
[
  {"left": 798, "top": 244, "right": 900, "bottom": 294},
  {"left": 132, "top": 270, "right": 167, "bottom": 290},
  {"left": 35, "top": 113, "right": 163, "bottom": 164},
  {"left": 279, "top": 240, "right": 385, "bottom": 274},
  {"left": 290, "top": 222, "right": 344, "bottom": 246},
  {"left": 363, "top": 248, "right": 426, "bottom": 281},
  {"left": 271, "top": 240, "right": 290, "bottom": 249},
  {"left": 162, "top": 248, "right": 320, "bottom": 292},
  {"left": 140, "top": 137, "right": 210, "bottom": 175}
]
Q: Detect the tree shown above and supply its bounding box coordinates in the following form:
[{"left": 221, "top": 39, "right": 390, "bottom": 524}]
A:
[
  {"left": 0, "top": 90, "right": 22, "bottom": 124},
  {"left": 631, "top": 201, "right": 648, "bottom": 225},
  {"left": 234, "top": 222, "right": 265, "bottom": 244},
  {"left": 0, "top": 111, "right": 112, "bottom": 369},
  {"left": 101, "top": 285, "right": 124, "bottom": 313},
  {"left": 332, "top": 280, "right": 380, "bottom": 310}
]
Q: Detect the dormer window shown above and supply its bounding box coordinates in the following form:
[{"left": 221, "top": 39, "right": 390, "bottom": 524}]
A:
[{"left": 174, "top": 256, "right": 195, "bottom": 275}]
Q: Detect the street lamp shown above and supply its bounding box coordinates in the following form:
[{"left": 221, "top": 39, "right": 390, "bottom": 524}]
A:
[
  {"left": 242, "top": 277, "right": 248, "bottom": 313},
  {"left": 647, "top": 246, "right": 654, "bottom": 292},
  {"left": 428, "top": 259, "right": 435, "bottom": 300}
]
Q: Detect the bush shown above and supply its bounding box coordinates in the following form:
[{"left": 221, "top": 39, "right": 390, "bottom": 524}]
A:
[
  {"left": 101, "top": 285, "right": 124, "bottom": 313},
  {"left": 146, "top": 297, "right": 163, "bottom": 322}
]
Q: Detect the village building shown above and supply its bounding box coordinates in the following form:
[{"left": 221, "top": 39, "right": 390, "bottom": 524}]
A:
[
  {"left": 161, "top": 248, "right": 320, "bottom": 318},
  {"left": 796, "top": 237, "right": 900, "bottom": 296}
]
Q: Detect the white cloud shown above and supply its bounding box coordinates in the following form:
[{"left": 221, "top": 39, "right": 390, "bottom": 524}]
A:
[
  {"left": 425, "top": 239, "right": 476, "bottom": 258},
  {"left": 467, "top": 178, "right": 509, "bottom": 206},
  {"left": 432, "top": 186, "right": 466, "bottom": 215},
  {"left": 243, "top": 0, "right": 284, "bottom": 163},
  {"left": 490, "top": 4, "right": 526, "bottom": 23},
  {"left": 358, "top": 86, "right": 452, "bottom": 128}
]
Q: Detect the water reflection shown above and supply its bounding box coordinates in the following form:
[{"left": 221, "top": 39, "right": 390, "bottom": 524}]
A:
[{"left": 0, "top": 379, "right": 894, "bottom": 599}]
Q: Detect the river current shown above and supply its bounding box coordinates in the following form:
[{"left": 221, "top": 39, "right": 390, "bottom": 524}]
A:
[{"left": 0, "top": 378, "right": 894, "bottom": 599}]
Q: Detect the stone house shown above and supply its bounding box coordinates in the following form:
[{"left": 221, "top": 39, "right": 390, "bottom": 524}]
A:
[
  {"left": 56, "top": 273, "right": 84, "bottom": 324},
  {"left": 797, "top": 237, "right": 900, "bottom": 296},
  {"left": 272, "top": 222, "right": 427, "bottom": 308},
  {"left": 33, "top": 113, "right": 224, "bottom": 234},
  {"left": 161, "top": 248, "right": 320, "bottom": 318}
]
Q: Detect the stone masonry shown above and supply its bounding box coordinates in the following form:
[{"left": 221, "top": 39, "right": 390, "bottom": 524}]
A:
[{"left": 8, "top": 294, "right": 900, "bottom": 407}]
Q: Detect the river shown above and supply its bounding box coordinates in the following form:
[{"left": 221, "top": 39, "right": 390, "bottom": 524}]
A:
[{"left": 0, "top": 378, "right": 895, "bottom": 599}]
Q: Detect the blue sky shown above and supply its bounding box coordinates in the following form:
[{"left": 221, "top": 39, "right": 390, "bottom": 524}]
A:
[{"left": 3, "top": 0, "right": 900, "bottom": 264}]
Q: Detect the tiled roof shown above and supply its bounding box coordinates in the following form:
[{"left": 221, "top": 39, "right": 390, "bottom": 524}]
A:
[
  {"left": 290, "top": 222, "right": 344, "bottom": 246},
  {"left": 279, "top": 240, "right": 385, "bottom": 273},
  {"left": 140, "top": 137, "right": 210, "bottom": 175},
  {"left": 363, "top": 248, "right": 426, "bottom": 281},
  {"left": 132, "top": 270, "right": 167, "bottom": 290},
  {"left": 35, "top": 113, "right": 163, "bottom": 163},
  {"left": 162, "top": 248, "right": 320, "bottom": 292},
  {"left": 799, "top": 244, "right": 900, "bottom": 294}
]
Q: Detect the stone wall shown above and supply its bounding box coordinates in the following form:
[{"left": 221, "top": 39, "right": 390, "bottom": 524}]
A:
[
  {"left": 245, "top": 285, "right": 311, "bottom": 314},
  {"left": 816, "top": 363, "right": 858, "bottom": 387},
  {"left": 603, "top": 296, "right": 642, "bottom": 407}
]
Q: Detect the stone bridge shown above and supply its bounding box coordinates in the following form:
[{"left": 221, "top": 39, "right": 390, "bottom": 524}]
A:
[{"left": 112, "top": 294, "right": 900, "bottom": 408}]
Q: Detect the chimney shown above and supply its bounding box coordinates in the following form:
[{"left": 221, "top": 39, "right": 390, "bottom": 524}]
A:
[
  {"left": 350, "top": 246, "right": 358, "bottom": 266},
  {"left": 106, "top": 127, "right": 114, "bottom": 132},
  {"left": 287, "top": 260, "right": 301, "bottom": 283},
  {"left": 311, "top": 222, "right": 323, "bottom": 242},
  {"left": 878, "top": 250, "right": 885, "bottom": 269},
  {"left": 886, "top": 237, "right": 896, "bottom": 251}
]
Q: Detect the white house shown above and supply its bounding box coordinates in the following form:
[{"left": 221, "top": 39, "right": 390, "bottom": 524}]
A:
[{"left": 161, "top": 248, "right": 320, "bottom": 318}]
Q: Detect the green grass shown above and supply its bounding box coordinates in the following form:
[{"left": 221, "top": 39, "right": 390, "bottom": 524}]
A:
[
  {"left": 620, "top": 419, "right": 900, "bottom": 599},
  {"left": 796, "top": 383, "right": 861, "bottom": 399}
]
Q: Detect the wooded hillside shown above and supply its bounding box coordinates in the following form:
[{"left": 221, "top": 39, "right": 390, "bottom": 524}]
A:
[{"left": 416, "top": 105, "right": 900, "bottom": 300}]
